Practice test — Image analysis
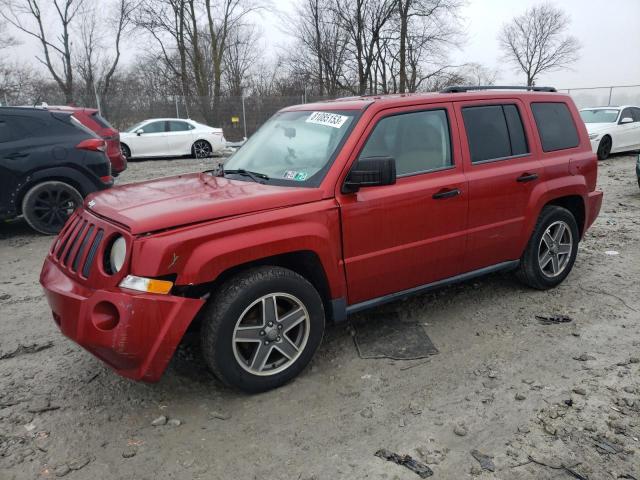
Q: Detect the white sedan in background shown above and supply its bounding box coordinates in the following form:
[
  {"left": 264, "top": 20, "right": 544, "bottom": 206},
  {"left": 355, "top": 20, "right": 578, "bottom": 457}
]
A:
[
  {"left": 119, "top": 118, "right": 226, "bottom": 159},
  {"left": 580, "top": 106, "right": 640, "bottom": 160}
]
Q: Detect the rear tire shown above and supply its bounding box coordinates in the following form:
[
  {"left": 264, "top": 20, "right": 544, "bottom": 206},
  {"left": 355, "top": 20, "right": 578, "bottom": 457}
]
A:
[
  {"left": 22, "top": 181, "right": 83, "bottom": 235},
  {"left": 192, "top": 140, "right": 212, "bottom": 158},
  {"left": 201, "top": 266, "right": 325, "bottom": 393},
  {"left": 597, "top": 135, "right": 612, "bottom": 160},
  {"left": 120, "top": 143, "right": 131, "bottom": 160},
  {"left": 516, "top": 206, "right": 579, "bottom": 290}
]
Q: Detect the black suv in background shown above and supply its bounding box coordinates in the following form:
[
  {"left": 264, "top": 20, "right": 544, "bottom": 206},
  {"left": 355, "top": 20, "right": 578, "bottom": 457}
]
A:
[{"left": 0, "top": 107, "right": 113, "bottom": 234}]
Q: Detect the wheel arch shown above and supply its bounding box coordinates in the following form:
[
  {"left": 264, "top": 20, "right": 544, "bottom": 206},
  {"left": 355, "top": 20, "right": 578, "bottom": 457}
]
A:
[
  {"left": 179, "top": 250, "right": 337, "bottom": 323},
  {"left": 14, "top": 167, "right": 95, "bottom": 215},
  {"left": 544, "top": 195, "right": 586, "bottom": 237}
]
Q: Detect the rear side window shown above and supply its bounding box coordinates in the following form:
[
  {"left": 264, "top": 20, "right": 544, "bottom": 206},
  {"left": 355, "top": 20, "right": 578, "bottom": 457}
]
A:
[
  {"left": 168, "top": 121, "right": 191, "bottom": 132},
  {"left": 462, "top": 104, "right": 529, "bottom": 163},
  {"left": 91, "top": 112, "right": 114, "bottom": 129},
  {"left": 0, "top": 118, "right": 13, "bottom": 142},
  {"left": 531, "top": 102, "right": 579, "bottom": 152},
  {"left": 1, "top": 115, "right": 48, "bottom": 139},
  {"left": 359, "top": 109, "right": 452, "bottom": 176}
]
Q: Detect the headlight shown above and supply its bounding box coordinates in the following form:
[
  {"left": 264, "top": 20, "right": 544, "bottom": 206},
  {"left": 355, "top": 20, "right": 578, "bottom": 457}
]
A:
[
  {"left": 108, "top": 236, "right": 126, "bottom": 273},
  {"left": 588, "top": 133, "right": 599, "bottom": 140}
]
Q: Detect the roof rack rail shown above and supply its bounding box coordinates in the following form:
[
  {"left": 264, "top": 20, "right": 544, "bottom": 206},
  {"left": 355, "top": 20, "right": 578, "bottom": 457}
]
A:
[{"left": 441, "top": 85, "right": 557, "bottom": 93}]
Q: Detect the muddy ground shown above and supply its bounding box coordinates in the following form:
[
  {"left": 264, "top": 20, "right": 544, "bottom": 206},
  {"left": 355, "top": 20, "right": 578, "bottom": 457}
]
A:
[{"left": 1, "top": 154, "right": 639, "bottom": 480}]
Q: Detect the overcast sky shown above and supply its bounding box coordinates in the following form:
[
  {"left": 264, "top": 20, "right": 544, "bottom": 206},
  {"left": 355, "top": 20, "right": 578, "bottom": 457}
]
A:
[
  {"left": 263, "top": 0, "right": 640, "bottom": 89},
  {"left": 7, "top": 0, "right": 640, "bottom": 90}
]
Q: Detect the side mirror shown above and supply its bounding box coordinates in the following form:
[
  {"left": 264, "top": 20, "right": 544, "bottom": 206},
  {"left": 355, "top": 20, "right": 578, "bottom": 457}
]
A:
[
  {"left": 620, "top": 117, "right": 633, "bottom": 124},
  {"left": 343, "top": 156, "right": 396, "bottom": 193},
  {"left": 135, "top": 129, "right": 144, "bottom": 135}
]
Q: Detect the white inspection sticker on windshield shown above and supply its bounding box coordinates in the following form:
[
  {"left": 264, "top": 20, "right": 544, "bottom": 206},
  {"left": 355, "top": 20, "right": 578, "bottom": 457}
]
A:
[{"left": 306, "top": 111, "right": 349, "bottom": 129}]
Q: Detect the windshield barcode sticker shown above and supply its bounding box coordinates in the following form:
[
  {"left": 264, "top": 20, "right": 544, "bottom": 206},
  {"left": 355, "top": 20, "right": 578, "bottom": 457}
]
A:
[{"left": 306, "top": 111, "right": 348, "bottom": 129}]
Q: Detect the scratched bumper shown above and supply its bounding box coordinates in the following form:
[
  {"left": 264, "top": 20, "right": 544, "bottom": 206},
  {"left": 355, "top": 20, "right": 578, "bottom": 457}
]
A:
[{"left": 40, "top": 258, "right": 204, "bottom": 382}]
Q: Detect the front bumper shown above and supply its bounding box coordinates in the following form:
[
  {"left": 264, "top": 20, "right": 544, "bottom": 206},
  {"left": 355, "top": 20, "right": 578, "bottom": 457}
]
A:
[
  {"left": 40, "top": 258, "right": 204, "bottom": 382},
  {"left": 589, "top": 138, "right": 600, "bottom": 153}
]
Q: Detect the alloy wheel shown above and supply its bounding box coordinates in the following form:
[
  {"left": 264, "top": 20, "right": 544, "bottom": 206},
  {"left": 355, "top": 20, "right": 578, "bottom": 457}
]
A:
[
  {"left": 31, "top": 187, "right": 78, "bottom": 230},
  {"left": 232, "top": 293, "right": 310, "bottom": 376},
  {"left": 194, "top": 140, "right": 212, "bottom": 158},
  {"left": 538, "top": 220, "right": 573, "bottom": 278}
]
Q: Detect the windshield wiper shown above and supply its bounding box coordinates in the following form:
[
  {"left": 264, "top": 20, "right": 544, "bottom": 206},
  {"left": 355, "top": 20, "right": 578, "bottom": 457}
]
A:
[{"left": 223, "top": 169, "right": 270, "bottom": 183}]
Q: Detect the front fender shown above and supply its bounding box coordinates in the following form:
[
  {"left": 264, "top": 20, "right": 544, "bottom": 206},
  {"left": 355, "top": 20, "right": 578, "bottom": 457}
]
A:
[{"left": 130, "top": 200, "right": 347, "bottom": 299}]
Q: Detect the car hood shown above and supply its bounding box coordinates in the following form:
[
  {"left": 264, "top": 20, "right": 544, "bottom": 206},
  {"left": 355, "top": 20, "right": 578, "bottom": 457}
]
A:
[
  {"left": 85, "top": 173, "right": 324, "bottom": 234},
  {"left": 585, "top": 123, "right": 615, "bottom": 134}
]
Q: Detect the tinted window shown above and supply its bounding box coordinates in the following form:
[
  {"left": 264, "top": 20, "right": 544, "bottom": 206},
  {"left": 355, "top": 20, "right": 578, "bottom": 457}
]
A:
[
  {"left": 503, "top": 105, "right": 528, "bottom": 155},
  {"left": 141, "top": 121, "right": 166, "bottom": 133},
  {"left": 531, "top": 102, "right": 579, "bottom": 152},
  {"left": 360, "top": 109, "right": 452, "bottom": 176},
  {"left": 91, "top": 112, "right": 114, "bottom": 129},
  {"left": 0, "top": 119, "right": 13, "bottom": 142},
  {"left": 620, "top": 108, "right": 635, "bottom": 123},
  {"left": 2, "top": 115, "right": 48, "bottom": 139},
  {"left": 633, "top": 108, "right": 640, "bottom": 122},
  {"left": 462, "top": 106, "right": 510, "bottom": 162},
  {"left": 168, "top": 121, "right": 190, "bottom": 132}
]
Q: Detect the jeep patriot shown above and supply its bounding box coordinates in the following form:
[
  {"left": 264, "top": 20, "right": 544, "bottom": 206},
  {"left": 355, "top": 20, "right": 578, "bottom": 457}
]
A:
[{"left": 40, "top": 86, "right": 603, "bottom": 393}]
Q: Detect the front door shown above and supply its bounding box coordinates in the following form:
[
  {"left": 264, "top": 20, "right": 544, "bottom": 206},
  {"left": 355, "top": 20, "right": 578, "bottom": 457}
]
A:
[
  {"left": 130, "top": 120, "right": 169, "bottom": 157},
  {"left": 454, "top": 100, "right": 545, "bottom": 272},
  {"left": 617, "top": 107, "right": 640, "bottom": 150},
  {"left": 337, "top": 104, "right": 468, "bottom": 305}
]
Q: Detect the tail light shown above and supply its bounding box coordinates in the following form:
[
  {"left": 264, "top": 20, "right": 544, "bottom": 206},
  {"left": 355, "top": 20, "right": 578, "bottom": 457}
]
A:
[{"left": 77, "top": 139, "right": 106, "bottom": 152}]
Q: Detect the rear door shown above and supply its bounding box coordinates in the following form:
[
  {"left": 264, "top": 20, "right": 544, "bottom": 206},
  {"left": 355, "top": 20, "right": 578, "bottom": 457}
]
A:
[
  {"left": 337, "top": 103, "right": 469, "bottom": 304},
  {"left": 166, "top": 120, "right": 195, "bottom": 155},
  {"left": 454, "top": 99, "right": 545, "bottom": 272}
]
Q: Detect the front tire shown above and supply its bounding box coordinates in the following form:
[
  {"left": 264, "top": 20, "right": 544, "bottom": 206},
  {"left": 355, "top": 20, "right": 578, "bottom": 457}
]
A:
[
  {"left": 201, "top": 266, "right": 325, "bottom": 393},
  {"left": 597, "top": 135, "right": 612, "bottom": 160},
  {"left": 516, "top": 206, "right": 579, "bottom": 290},
  {"left": 22, "top": 181, "right": 83, "bottom": 235}
]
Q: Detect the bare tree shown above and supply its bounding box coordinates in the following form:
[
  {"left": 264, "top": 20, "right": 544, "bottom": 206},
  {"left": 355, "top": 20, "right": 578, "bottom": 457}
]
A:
[
  {"left": 2, "top": 0, "right": 85, "bottom": 103},
  {"left": 0, "top": 18, "right": 18, "bottom": 49},
  {"left": 224, "top": 24, "right": 260, "bottom": 97},
  {"left": 499, "top": 3, "right": 580, "bottom": 86}
]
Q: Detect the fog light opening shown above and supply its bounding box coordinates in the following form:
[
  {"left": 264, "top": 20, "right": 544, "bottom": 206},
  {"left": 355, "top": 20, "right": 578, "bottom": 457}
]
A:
[{"left": 92, "top": 301, "right": 120, "bottom": 331}]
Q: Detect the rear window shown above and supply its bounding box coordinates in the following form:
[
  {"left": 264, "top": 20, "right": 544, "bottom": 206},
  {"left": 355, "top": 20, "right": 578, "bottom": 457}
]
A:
[
  {"left": 91, "top": 112, "right": 114, "bottom": 129},
  {"left": 462, "top": 104, "right": 529, "bottom": 163},
  {"left": 531, "top": 102, "right": 579, "bottom": 152}
]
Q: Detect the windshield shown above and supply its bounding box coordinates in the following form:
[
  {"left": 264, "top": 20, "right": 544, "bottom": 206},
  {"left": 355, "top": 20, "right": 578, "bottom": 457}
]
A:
[
  {"left": 125, "top": 121, "right": 146, "bottom": 132},
  {"left": 224, "top": 110, "right": 356, "bottom": 185},
  {"left": 580, "top": 109, "right": 619, "bottom": 123}
]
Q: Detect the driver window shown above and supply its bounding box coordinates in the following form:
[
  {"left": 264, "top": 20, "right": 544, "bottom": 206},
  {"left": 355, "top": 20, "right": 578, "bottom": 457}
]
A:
[
  {"left": 359, "top": 109, "right": 452, "bottom": 176},
  {"left": 141, "top": 121, "right": 166, "bottom": 134}
]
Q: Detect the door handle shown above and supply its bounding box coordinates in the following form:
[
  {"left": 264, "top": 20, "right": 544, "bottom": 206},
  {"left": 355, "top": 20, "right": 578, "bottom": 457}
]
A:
[
  {"left": 432, "top": 188, "right": 461, "bottom": 199},
  {"left": 516, "top": 173, "right": 538, "bottom": 183},
  {"left": 5, "top": 152, "right": 27, "bottom": 159}
]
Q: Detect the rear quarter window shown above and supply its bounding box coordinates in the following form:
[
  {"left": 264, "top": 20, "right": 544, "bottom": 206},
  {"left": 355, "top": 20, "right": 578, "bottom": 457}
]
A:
[
  {"left": 91, "top": 112, "right": 114, "bottom": 129},
  {"left": 531, "top": 102, "right": 580, "bottom": 152}
]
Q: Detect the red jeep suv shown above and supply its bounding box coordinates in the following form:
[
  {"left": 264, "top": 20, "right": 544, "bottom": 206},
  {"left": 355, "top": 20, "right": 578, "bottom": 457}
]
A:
[{"left": 40, "top": 86, "right": 602, "bottom": 393}]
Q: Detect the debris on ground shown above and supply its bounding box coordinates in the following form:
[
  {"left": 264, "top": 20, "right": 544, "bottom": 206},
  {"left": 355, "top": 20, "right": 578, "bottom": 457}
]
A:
[
  {"left": 0, "top": 342, "right": 53, "bottom": 360},
  {"left": 573, "top": 353, "right": 596, "bottom": 361},
  {"left": 453, "top": 423, "right": 468, "bottom": 436},
  {"left": 470, "top": 449, "right": 495, "bottom": 472},
  {"left": 536, "top": 315, "right": 573, "bottom": 325},
  {"left": 151, "top": 415, "right": 167, "bottom": 426},
  {"left": 375, "top": 448, "right": 434, "bottom": 478}
]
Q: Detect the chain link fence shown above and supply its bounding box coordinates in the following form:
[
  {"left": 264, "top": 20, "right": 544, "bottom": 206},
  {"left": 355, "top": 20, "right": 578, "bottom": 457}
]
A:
[
  {"left": 558, "top": 84, "right": 640, "bottom": 109},
  {"left": 4, "top": 85, "right": 639, "bottom": 140}
]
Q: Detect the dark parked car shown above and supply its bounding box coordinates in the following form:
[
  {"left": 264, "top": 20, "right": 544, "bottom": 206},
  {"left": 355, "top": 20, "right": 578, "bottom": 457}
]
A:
[
  {"left": 44, "top": 106, "right": 127, "bottom": 175},
  {"left": 0, "top": 107, "right": 113, "bottom": 234}
]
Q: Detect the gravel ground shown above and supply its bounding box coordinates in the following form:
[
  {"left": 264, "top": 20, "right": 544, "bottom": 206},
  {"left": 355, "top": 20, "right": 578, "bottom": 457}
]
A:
[{"left": 1, "top": 154, "right": 639, "bottom": 479}]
